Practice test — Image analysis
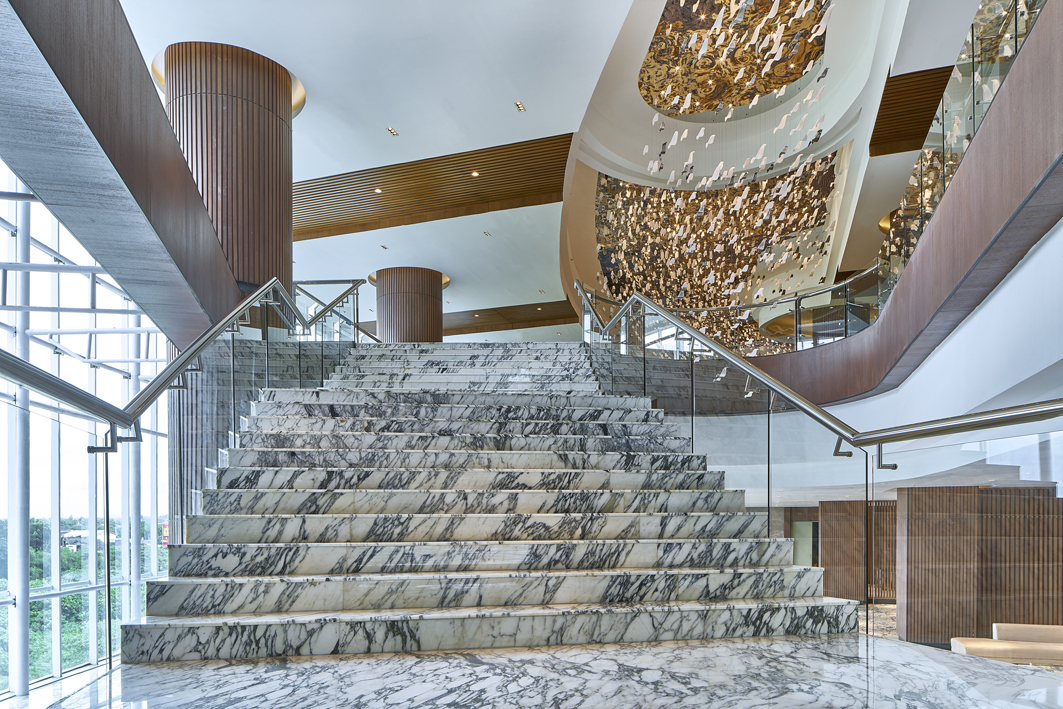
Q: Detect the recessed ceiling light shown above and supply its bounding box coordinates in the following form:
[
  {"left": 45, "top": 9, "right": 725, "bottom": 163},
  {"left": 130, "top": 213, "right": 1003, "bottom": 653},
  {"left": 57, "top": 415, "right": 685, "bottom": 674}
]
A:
[
  {"left": 537, "top": 307, "right": 542, "bottom": 311},
  {"left": 374, "top": 188, "right": 382, "bottom": 193},
  {"left": 474, "top": 314, "right": 479, "bottom": 317},
  {"left": 387, "top": 127, "right": 398, "bottom": 136},
  {"left": 514, "top": 101, "right": 526, "bottom": 112},
  {"left": 471, "top": 171, "right": 480, "bottom": 177},
  {"left": 483, "top": 231, "right": 491, "bottom": 237},
  {"left": 380, "top": 245, "right": 388, "bottom": 250}
]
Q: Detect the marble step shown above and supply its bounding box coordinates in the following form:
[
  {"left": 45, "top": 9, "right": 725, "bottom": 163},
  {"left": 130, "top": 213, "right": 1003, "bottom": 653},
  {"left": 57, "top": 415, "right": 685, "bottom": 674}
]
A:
[
  {"left": 121, "top": 597, "right": 859, "bottom": 663},
  {"left": 257, "top": 388, "right": 650, "bottom": 410},
  {"left": 347, "top": 343, "right": 587, "bottom": 351},
  {"left": 167, "top": 538, "right": 794, "bottom": 577},
  {"left": 221, "top": 448, "right": 708, "bottom": 472},
  {"left": 326, "top": 373, "right": 599, "bottom": 384},
  {"left": 215, "top": 467, "right": 726, "bottom": 493},
  {"left": 234, "top": 431, "right": 691, "bottom": 454},
  {"left": 200, "top": 488, "right": 744, "bottom": 516},
  {"left": 242, "top": 417, "right": 684, "bottom": 439},
  {"left": 323, "top": 380, "right": 603, "bottom": 393},
  {"left": 341, "top": 353, "right": 592, "bottom": 364},
  {"left": 333, "top": 363, "right": 593, "bottom": 374},
  {"left": 250, "top": 402, "right": 665, "bottom": 424},
  {"left": 184, "top": 511, "right": 766, "bottom": 544},
  {"left": 144, "top": 566, "right": 824, "bottom": 616}
]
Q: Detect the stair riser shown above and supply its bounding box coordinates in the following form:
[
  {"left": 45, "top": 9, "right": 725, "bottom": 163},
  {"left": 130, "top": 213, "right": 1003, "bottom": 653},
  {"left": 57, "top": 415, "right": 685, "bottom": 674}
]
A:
[
  {"left": 259, "top": 389, "right": 651, "bottom": 409},
  {"left": 235, "top": 432, "right": 690, "bottom": 454},
  {"left": 250, "top": 403, "right": 664, "bottom": 424},
  {"left": 222, "top": 449, "right": 708, "bottom": 471},
  {"left": 324, "top": 381, "right": 603, "bottom": 393},
  {"left": 145, "top": 568, "right": 823, "bottom": 615},
  {"left": 200, "top": 489, "right": 744, "bottom": 516},
  {"left": 331, "top": 367, "right": 595, "bottom": 378},
  {"left": 333, "top": 364, "right": 593, "bottom": 374},
  {"left": 215, "top": 468, "right": 726, "bottom": 493},
  {"left": 167, "top": 539, "right": 794, "bottom": 577},
  {"left": 121, "top": 601, "right": 859, "bottom": 663},
  {"left": 242, "top": 417, "right": 684, "bottom": 438},
  {"left": 184, "top": 512, "right": 768, "bottom": 544}
]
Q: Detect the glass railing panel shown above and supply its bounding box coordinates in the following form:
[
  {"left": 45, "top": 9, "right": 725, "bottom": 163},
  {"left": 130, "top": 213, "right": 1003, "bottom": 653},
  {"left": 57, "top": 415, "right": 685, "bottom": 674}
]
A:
[{"left": 864, "top": 426, "right": 1063, "bottom": 662}]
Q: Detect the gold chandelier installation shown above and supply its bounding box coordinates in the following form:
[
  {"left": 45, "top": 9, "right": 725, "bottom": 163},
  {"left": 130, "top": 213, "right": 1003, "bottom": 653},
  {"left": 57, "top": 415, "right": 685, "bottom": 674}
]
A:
[{"left": 639, "top": 0, "right": 831, "bottom": 116}]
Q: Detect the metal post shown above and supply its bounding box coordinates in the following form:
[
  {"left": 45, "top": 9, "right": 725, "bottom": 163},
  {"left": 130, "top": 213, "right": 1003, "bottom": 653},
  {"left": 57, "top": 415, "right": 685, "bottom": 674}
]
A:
[
  {"left": 767, "top": 392, "right": 775, "bottom": 535},
  {"left": 261, "top": 302, "right": 270, "bottom": 388},
  {"left": 641, "top": 312, "right": 647, "bottom": 398},
  {"left": 354, "top": 288, "right": 359, "bottom": 347},
  {"left": 793, "top": 298, "right": 801, "bottom": 351},
  {"left": 9, "top": 179, "right": 31, "bottom": 695},
  {"left": 129, "top": 313, "right": 142, "bottom": 619},
  {"left": 103, "top": 447, "right": 113, "bottom": 669},
  {"left": 690, "top": 344, "right": 695, "bottom": 454}
]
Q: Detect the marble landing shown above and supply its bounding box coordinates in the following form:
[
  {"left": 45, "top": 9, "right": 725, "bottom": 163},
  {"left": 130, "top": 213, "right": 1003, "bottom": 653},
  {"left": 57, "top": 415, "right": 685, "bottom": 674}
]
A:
[{"left": 11, "top": 634, "right": 1063, "bottom": 709}]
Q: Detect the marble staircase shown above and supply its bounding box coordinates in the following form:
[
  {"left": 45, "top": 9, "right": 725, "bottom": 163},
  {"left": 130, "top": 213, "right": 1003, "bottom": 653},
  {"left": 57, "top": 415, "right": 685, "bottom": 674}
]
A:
[{"left": 122, "top": 341, "right": 856, "bottom": 663}]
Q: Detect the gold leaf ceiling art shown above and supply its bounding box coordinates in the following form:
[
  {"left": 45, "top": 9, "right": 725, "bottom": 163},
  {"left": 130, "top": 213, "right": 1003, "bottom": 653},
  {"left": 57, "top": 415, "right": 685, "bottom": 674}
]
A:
[
  {"left": 640, "top": 0, "right": 831, "bottom": 117},
  {"left": 596, "top": 151, "right": 837, "bottom": 311}
]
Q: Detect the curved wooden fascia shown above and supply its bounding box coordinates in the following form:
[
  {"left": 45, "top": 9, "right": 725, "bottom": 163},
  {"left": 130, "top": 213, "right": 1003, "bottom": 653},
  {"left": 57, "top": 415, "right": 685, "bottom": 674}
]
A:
[{"left": 754, "top": 0, "right": 1063, "bottom": 405}]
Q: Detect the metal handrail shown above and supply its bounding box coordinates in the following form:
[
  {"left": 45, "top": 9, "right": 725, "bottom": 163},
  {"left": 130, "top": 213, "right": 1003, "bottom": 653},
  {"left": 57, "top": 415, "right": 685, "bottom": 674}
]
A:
[
  {"left": 576, "top": 280, "right": 1063, "bottom": 449},
  {"left": 0, "top": 277, "right": 365, "bottom": 427},
  {"left": 0, "top": 348, "right": 134, "bottom": 427},
  {"left": 586, "top": 262, "right": 884, "bottom": 315}
]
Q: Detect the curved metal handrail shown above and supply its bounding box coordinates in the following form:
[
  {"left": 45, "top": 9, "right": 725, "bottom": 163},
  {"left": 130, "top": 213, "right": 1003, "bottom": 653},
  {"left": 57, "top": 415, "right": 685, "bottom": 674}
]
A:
[{"left": 575, "top": 280, "right": 1063, "bottom": 449}]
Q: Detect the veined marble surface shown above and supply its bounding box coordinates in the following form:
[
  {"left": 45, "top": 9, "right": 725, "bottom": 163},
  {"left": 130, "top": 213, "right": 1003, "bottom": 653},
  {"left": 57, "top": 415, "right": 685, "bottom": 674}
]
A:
[
  {"left": 199, "top": 487, "right": 744, "bottom": 515},
  {"left": 214, "top": 466, "right": 725, "bottom": 492},
  {"left": 183, "top": 510, "right": 768, "bottom": 544},
  {"left": 21, "top": 634, "right": 1063, "bottom": 709},
  {"left": 167, "top": 538, "right": 794, "bottom": 577},
  {"left": 258, "top": 387, "right": 652, "bottom": 410},
  {"left": 249, "top": 401, "right": 666, "bottom": 423},
  {"left": 241, "top": 416, "right": 683, "bottom": 438},
  {"left": 144, "top": 566, "right": 823, "bottom": 615},
  {"left": 234, "top": 430, "right": 691, "bottom": 453}
]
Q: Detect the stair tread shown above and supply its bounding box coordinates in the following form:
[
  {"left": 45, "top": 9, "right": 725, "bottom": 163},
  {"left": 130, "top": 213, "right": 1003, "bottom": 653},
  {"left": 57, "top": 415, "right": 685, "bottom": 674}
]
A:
[{"left": 129, "top": 596, "right": 858, "bottom": 628}]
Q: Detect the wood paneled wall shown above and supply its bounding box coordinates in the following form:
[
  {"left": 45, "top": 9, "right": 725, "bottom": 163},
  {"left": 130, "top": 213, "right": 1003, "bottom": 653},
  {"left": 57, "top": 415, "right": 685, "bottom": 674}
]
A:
[
  {"left": 820, "top": 501, "right": 896, "bottom": 602},
  {"left": 753, "top": 0, "right": 1063, "bottom": 404},
  {"left": 376, "top": 267, "right": 444, "bottom": 343},
  {"left": 165, "top": 42, "right": 293, "bottom": 292},
  {"left": 896, "top": 486, "right": 1063, "bottom": 645}
]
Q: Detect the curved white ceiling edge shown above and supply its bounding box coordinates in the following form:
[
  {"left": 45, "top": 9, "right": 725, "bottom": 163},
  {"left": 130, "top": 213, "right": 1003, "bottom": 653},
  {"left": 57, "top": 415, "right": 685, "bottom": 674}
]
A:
[{"left": 572, "top": 0, "right": 908, "bottom": 189}]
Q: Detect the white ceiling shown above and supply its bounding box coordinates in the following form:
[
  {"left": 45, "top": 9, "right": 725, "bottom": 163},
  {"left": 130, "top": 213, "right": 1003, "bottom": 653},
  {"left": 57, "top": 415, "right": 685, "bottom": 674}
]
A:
[
  {"left": 117, "top": 0, "right": 630, "bottom": 322},
  {"left": 293, "top": 203, "right": 567, "bottom": 318},
  {"left": 119, "top": 0, "right": 630, "bottom": 182}
]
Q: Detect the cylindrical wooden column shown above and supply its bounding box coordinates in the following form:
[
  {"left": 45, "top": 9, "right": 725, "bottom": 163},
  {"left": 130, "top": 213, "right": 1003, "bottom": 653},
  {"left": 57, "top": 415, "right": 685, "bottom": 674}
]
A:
[
  {"left": 164, "top": 42, "right": 293, "bottom": 292},
  {"left": 376, "top": 267, "right": 444, "bottom": 342}
]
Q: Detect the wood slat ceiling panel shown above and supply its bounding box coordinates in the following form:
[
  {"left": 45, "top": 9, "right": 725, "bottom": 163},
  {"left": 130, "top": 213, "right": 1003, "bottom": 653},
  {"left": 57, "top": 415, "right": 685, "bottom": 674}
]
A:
[
  {"left": 869, "top": 66, "right": 955, "bottom": 157},
  {"left": 293, "top": 134, "right": 573, "bottom": 240}
]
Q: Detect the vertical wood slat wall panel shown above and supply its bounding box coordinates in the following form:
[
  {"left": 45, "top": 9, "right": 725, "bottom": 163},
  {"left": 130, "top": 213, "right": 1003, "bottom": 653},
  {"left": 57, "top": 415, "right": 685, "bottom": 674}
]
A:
[
  {"left": 819, "top": 501, "right": 896, "bottom": 602},
  {"left": 164, "top": 42, "right": 293, "bottom": 292},
  {"left": 896, "top": 486, "right": 1063, "bottom": 645},
  {"left": 376, "top": 267, "right": 445, "bottom": 342}
]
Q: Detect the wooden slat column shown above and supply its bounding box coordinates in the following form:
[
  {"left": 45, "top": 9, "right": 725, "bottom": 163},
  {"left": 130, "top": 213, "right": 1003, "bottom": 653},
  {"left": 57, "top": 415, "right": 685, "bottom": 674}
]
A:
[
  {"left": 164, "top": 42, "right": 293, "bottom": 293},
  {"left": 376, "top": 267, "right": 444, "bottom": 343}
]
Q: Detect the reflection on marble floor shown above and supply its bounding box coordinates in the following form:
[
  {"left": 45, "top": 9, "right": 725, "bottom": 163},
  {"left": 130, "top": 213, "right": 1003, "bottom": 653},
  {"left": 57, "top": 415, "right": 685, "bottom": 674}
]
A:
[
  {"left": 861, "top": 603, "right": 898, "bottom": 640},
  {"left": 4, "top": 633, "right": 1062, "bottom": 709}
]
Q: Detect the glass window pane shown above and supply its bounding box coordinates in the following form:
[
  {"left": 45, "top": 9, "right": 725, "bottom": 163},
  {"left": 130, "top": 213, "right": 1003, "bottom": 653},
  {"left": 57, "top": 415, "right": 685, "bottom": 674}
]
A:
[{"left": 60, "top": 592, "right": 90, "bottom": 672}]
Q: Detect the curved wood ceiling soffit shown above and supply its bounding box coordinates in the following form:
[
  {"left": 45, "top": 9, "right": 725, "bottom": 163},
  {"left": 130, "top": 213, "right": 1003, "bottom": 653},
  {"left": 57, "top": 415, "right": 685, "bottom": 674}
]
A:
[{"left": 639, "top": 0, "right": 829, "bottom": 117}]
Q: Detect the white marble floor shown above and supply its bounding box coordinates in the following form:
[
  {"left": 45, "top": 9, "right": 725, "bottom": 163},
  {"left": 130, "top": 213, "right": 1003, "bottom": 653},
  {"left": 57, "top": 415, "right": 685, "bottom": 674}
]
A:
[{"left": 3, "top": 634, "right": 1062, "bottom": 709}]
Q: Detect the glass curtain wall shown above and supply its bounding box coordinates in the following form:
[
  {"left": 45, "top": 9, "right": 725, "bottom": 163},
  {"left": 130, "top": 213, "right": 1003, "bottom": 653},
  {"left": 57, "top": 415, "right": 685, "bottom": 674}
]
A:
[{"left": 0, "top": 157, "right": 169, "bottom": 693}]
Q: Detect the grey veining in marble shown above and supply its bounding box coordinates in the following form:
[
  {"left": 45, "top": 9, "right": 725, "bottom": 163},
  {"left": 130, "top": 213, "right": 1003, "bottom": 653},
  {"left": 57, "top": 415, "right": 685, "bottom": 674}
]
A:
[
  {"left": 167, "top": 538, "right": 794, "bottom": 577},
  {"left": 124, "top": 341, "right": 858, "bottom": 665},
  {"left": 122, "top": 597, "right": 858, "bottom": 662},
  {"left": 200, "top": 488, "right": 743, "bottom": 515},
  {"left": 183, "top": 511, "right": 769, "bottom": 544},
  {"left": 48, "top": 634, "right": 1059, "bottom": 709},
  {"left": 215, "top": 467, "right": 725, "bottom": 492}
]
